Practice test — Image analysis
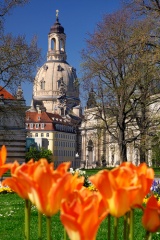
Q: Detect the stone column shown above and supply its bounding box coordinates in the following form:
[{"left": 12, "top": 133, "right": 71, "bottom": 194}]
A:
[{"left": 80, "top": 130, "right": 86, "bottom": 168}]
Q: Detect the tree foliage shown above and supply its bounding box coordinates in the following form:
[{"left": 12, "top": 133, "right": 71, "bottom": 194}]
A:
[
  {"left": 151, "top": 132, "right": 160, "bottom": 167},
  {"left": 123, "top": 0, "right": 160, "bottom": 162},
  {"left": 125, "top": 0, "right": 160, "bottom": 16},
  {"left": 81, "top": 7, "right": 160, "bottom": 162},
  {"left": 0, "top": 0, "right": 41, "bottom": 94},
  {"left": 25, "top": 147, "right": 53, "bottom": 163},
  {"left": 0, "top": 0, "right": 29, "bottom": 18}
]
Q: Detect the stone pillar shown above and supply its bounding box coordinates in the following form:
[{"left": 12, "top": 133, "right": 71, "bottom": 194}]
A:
[{"left": 80, "top": 130, "right": 86, "bottom": 168}]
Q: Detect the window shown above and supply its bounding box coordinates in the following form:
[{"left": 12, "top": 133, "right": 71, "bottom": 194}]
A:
[
  {"left": 35, "top": 133, "right": 38, "bottom": 137},
  {"left": 61, "top": 108, "right": 65, "bottom": 116},
  {"left": 40, "top": 79, "right": 45, "bottom": 90},
  {"left": 88, "top": 140, "right": 93, "bottom": 152},
  {"left": 36, "top": 123, "right": 39, "bottom": 129},
  {"left": 46, "top": 133, "right": 49, "bottom": 137},
  {"left": 41, "top": 133, "right": 44, "bottom": 137},
  {"left": 41, "top": 123, "right": 45, "bottom": 129},
  {"left": 30, "top": 123, "right": 33, "bottom": 129},
  {"left": 51, "top": 38, "right": 56, "bottom": 51}
]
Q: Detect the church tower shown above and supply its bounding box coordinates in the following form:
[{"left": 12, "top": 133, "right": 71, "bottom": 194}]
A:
[{"left": 32, "top": 10, "right": 81, "bottom": 117}]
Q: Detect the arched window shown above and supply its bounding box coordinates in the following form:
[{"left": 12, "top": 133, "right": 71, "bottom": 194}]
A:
[
  {"left": 40, "top": 79, "right": 45, "bottom": 90},
  {"left": 88, "top": 140, "right": 93, "bottom": 152},
  {"left": 61, "top": 108, "right": 65, "bottom": 116},
  {"left": 51, "top": 38, "right": 56, "bottom": 51},
  {"left": 60, "top": 38, "right": 65, "bottom": 52}
]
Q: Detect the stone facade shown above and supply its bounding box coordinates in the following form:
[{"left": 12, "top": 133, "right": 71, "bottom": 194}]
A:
[
  {"left": 0, "top": 86, "right": 26, "bottom": 163},
  {"left": 80, "top": 96, "right": 160, "bottom": 168}
]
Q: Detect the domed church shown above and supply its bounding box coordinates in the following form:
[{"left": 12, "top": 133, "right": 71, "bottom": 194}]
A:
[
  {"left": 26, "top": 11, "right": 82, "bottom": 167},
  {"left": 31, "top": 10, "right": 81, "bottom": 117}
]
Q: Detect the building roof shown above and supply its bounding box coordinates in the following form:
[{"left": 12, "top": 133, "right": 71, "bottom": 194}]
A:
[
  {"left": 0, "top": 87, "right": 15, "bottom": 100},
  {"left": 26, "top": 111, "right": 70, "bottom": 124},
  {"left": 49, "top": 17, "right": 65, "bottom": 34},
  {"left": 26, "top": 111, "right": 76, "bottom": 133}
]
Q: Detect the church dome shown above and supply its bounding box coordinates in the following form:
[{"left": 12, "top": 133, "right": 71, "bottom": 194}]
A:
[
  {"left": 49, "top": 18, "right": 64, "bottom": 34},
  {"left": 32, "top": 10, "right": 80, "bottom": 115},
  {"left": 33, "top": 61, "right": 79, "bottom": 101}
]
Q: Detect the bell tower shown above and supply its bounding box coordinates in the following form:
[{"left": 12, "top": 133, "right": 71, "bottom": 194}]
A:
[
  {"left": 31, "top": 10, "right": 81, "bottom": 116},
  {"left": 47, "top": 10, "right": 67, "bottom": 61}
]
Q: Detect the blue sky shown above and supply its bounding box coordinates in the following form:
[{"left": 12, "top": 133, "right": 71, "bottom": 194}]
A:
[{"left": 4, "top": 0, "right": 122, "bottom": 106}]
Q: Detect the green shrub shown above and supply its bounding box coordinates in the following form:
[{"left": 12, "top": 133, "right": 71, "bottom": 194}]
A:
[{"left": 25, "top": 147, "right": 53, "bottom": 163}]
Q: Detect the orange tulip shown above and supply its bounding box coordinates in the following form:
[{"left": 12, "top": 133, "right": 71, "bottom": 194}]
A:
[
  {"left": 60, "top": 188, "right": 108, "bottom": 240},
  {"left": 68, "top": 186, "right": 109, "bottom": 217},
  {"left": 2, "top": 160, "right": 36, "bottom": 199},
  {"left": 0, "top": 145, "right": 7, "bottom": 165},
  {"left": 3, "top": 159, "right": 84, "bottom": 216},
  {"left": 89, "top": 162, "right": 154, "bottom": 217},
  {"left": 142, "top": 195, "right": 160, "bottom": 232},
  {"left": 119, "top": 162, "right": 154, "bottom": 207},
  {"left": 136, "top": 163, "right": 154, "bottom": 199},
  {"left": 0, "top": 145, "right": 12, "bottom": 177},
  {"left": 48, "top": 171, "right": 84, "bottom": 216},
  {"left": 89, "top": 169, "right": 131, "bottom": 217},
  {"left": 18, "top": 159, "right": 84, "bottom": 217}
]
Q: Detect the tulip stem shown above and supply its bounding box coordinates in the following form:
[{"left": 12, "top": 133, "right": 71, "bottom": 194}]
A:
[
  {"left": 114, "top": 217, "right": 118, "bottom": 240},
  {"left": 38, "top": 211, "right": 42, "bottom": 239},
  {"left": 24, "top": 199, "right": 31, "bottom": 240},
  {"left": 123, "top": 213, "right": 127, "bottom": 240},
  {"left": 46, "top": 216, "right": 52, "bottom": 240},
  {"left": 108, "top": 214, "right": 111, "bottom": 240},
  {"left": 124, "top": 212, "right": 129, "bottom": 240},
  {"left": 145, "top": 231, "right": 152, "bottom": 240},
  {"left": 64, "top": 228, "right": 67, "bottom": 240},
  {"left": 129, "top": 209, "right": 134, "bottom": 240}
]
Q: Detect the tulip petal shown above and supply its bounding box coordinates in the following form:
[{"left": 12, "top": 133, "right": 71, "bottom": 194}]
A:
[
  {"left": 142, "top": 196, "right": 160, "bottom": 232},
  {"left": 0, "top": 145, "right": 7, "bottom": 165}
]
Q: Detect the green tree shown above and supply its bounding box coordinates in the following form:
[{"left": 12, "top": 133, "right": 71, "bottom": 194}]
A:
[
  {"left": 25, "top": 147, "right": 53, "bottom": 163},
  {"left": 0, "top": 0, "right": 41, "bottom": 94},
  {"left": 125, "top": 0, "right": 160, "bottom": 163},
  {"left": 151, "top": 132, "right": 160, "bottom": 167},
  {"left": 81, "top": 8, "right": 160, "bottom": 162}
]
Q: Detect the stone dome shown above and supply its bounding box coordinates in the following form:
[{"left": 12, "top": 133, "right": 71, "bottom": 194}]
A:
[
  {"left": 32, "top": 11, "right": 80, "bottom": 115},
  {"left": 33, "top": 61, "right": 79, "bottom": 101}
]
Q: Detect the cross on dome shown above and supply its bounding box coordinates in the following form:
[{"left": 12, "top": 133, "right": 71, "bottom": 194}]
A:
[{"left": 56, "top": 10, "right": 59, "bottom": 20}]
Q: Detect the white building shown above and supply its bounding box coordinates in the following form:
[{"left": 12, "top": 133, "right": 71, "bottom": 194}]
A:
[
  {"left": 80, "top": 91, "right": 160, "bottom": 168},
  {"left": 26, "top": 109, "right": 79, "bottom": 167}
]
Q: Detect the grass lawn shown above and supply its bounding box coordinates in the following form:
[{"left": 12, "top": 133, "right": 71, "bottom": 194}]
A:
[
  {"left": 0, "top": 193, "right": 160, "bottom": 240},
  {"left": 85, "top": 167, "right": 160, "bottom": 177}
]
